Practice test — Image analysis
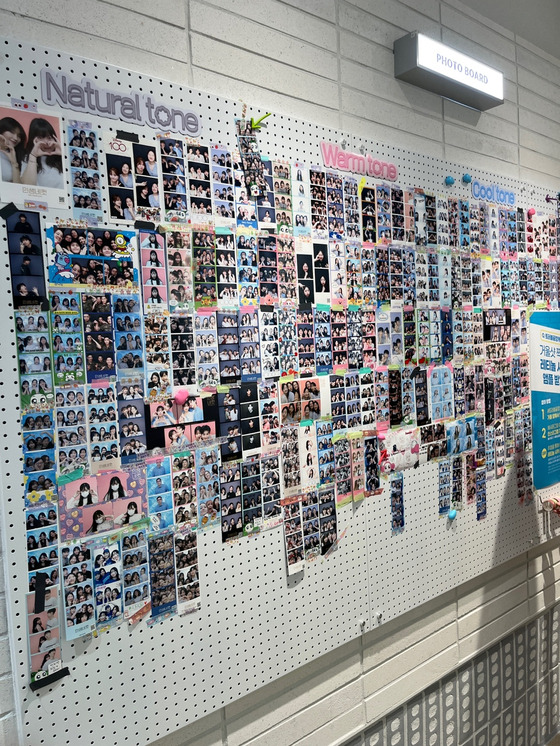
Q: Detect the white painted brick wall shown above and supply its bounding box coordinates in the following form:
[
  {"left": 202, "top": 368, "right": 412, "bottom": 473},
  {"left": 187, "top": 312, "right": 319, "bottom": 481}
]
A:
[
  {"left": 0, "top": 1, "right": 559, "bottom": 745},
  {"left": 190, "top": 2, "right": 339, "bottom": 80}
]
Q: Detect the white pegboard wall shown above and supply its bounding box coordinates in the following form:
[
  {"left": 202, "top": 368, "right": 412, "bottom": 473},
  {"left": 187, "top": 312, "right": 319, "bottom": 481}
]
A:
[
  {"left": 0, "top": 37, "right": 559, "bottom": 746},
  {"left": 13, "top": 510, "right": 368, "bottom": 744},
  {"left": 1, "top": 38, "right": 557, "bottom": 211},
  {"left": 368, "top": 464, "right": 550, "bottom": 627}
]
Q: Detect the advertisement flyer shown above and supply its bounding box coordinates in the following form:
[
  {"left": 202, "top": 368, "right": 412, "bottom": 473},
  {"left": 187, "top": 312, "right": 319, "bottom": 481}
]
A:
[{"left": 530, "top": 311, "right": 560, "bottom": 490}]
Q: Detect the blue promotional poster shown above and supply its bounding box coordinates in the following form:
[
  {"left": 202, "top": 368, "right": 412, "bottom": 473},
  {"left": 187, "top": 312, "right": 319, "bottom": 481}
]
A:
[{"left": 530, "top": 311, "right": 560, "bottom": 490}]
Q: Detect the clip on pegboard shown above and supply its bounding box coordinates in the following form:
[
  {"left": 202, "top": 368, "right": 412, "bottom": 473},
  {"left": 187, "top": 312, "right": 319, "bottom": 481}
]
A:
[
  {"left": 0, "top": 202, "right": 19, "bottom": 220},
  {"left": 116, "top": 130, "right": 139, "bottom": 143},
  {"left": 33, "top": 572, "right": 48, "bottom": 614},
  {"left": 29, "top": 666, "right": 71, "bottom": 692},
  {"left": 134, "top": 220, "right": 156, "bottom": 230}
]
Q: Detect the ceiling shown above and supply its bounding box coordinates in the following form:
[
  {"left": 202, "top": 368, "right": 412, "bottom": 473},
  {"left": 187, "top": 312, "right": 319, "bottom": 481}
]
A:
[{"left": 458, "top": 0, "right": 560, "bottom": 60}]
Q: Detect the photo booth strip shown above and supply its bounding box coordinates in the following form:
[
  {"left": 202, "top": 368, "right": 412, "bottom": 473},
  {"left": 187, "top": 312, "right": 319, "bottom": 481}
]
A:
[
  {"left": 27, "top": 587, "right": 65, "bottom": 687},
  {"left": 68, "top": 121, "right": 103, "bottom": 224},
  {"left": 159, "top": 135, "right": 189, "bottom": 223}
]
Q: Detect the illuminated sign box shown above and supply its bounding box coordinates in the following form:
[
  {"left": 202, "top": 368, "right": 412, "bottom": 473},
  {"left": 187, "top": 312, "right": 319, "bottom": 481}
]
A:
[{"left": 394, "top": 32, "right": 504, "bottom": 111}]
